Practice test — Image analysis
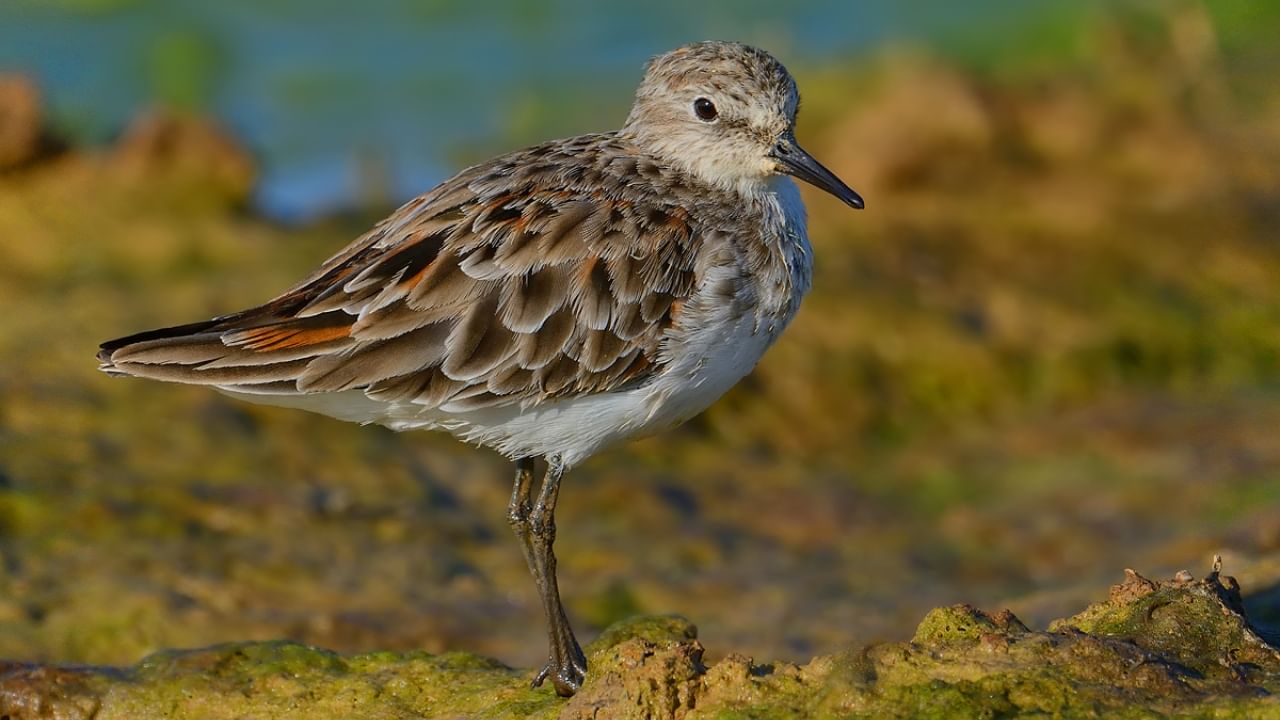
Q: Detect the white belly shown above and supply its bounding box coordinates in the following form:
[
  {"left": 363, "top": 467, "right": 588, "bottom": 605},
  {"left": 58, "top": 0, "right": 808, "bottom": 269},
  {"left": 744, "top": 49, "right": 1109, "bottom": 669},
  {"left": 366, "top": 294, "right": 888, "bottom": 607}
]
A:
[
  {"left": 402, "top": 298, "right": 781, "bottom": 467},
  {"left": 220, "top": 295, "right": 780, "bottom": 469}
]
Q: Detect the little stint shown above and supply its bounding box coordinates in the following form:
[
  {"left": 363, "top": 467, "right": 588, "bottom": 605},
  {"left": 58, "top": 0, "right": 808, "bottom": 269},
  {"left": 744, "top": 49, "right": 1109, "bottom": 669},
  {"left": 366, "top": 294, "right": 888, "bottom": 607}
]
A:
[{"left": 98, "top": 41, "right": 863, "bottom": 696}]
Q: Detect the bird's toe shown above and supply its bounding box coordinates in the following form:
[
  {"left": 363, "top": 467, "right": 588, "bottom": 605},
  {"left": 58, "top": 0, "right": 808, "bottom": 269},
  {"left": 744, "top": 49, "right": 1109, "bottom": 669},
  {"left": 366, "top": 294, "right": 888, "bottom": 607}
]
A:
[{"left": 532, "top": 656, "right": 587, "bottom": 697}]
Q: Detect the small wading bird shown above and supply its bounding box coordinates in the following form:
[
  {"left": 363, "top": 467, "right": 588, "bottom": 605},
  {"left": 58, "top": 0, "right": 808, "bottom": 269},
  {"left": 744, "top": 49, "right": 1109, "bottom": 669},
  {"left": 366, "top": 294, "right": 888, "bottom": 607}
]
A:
[{"left": 98, "top": 41, "right": 863, "bottom": 697}]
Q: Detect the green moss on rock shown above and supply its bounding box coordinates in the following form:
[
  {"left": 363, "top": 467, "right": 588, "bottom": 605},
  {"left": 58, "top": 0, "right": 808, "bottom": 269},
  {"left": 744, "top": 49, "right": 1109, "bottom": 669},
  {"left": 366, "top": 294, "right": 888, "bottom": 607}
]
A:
[
  {"left": 911, "top": 604, "right": 1029, "bottom": 645},
  {"left": 1050, "top": 563, "right": 1280, "bottom": 679},
  {"left": 3, "top": 565, "right": 1279, "bottom": 719}
]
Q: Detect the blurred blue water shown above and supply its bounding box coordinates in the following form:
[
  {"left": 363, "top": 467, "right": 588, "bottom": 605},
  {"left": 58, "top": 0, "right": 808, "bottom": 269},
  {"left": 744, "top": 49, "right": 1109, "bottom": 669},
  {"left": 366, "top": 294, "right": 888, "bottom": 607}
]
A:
[{"left": 1, "top": 0, "right": 1074, "bottom": 220}]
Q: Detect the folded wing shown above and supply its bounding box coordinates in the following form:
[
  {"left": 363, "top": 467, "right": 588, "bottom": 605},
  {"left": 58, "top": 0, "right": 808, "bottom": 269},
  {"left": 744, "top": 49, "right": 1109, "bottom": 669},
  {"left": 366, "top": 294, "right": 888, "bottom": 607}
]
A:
[{"left": 98, "top": 135, "right": 701, "bottom": 413}]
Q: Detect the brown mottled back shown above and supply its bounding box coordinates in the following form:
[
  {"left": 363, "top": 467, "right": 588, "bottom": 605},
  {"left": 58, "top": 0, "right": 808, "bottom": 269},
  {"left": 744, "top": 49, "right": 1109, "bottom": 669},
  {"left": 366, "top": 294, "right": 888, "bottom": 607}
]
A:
[{"left": 97, "top": 132, "right": 741, "bottom": 412}]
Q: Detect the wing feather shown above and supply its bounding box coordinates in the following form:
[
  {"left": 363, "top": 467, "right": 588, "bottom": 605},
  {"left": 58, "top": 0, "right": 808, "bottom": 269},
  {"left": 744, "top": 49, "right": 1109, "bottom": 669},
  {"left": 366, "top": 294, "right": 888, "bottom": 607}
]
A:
[{"left": 98, "top": 133, "right": 706, "bottom": 415}]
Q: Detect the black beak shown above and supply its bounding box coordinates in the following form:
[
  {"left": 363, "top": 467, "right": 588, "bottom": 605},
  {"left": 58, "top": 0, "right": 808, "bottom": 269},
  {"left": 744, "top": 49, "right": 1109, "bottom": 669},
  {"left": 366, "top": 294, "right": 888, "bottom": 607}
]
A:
[{"left": 771, "top": 137, "right": 864, "bottom": 209}]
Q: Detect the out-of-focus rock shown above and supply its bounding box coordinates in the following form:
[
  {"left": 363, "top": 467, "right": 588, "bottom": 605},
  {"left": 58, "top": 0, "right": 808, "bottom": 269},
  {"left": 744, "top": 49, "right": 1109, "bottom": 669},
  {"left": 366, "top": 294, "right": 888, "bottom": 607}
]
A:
[
  {"left": 0, "top": 75, "right": 48, "bottom": 170},
  {"left": 821, "top": 56, "right": 994, "bottom": 198},
  {"left": 0, "top": 662, "right": 114, "bottom": 720},
  {"left": 1011, "top": 82, "right": 1105, "bottom": 162},
  {"left": 109, "top": 111, "right": 256, "bottom": 206}
]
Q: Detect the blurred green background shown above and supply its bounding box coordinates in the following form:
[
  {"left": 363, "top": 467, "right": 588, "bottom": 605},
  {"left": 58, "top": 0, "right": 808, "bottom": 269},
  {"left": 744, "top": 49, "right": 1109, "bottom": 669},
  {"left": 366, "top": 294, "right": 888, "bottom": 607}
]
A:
[
  {"left": 3, "top": 0, "right": 1126, "bottom": 220},
  {"left": 1, "top": 0, "right": 1280, "bottom": 671}
]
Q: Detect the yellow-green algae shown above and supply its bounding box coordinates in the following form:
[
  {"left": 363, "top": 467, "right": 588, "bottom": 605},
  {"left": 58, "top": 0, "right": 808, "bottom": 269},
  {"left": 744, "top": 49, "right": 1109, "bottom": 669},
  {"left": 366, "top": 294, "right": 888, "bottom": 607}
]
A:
[
  {"left": 1051, "top": 562, "right": 1280, "bottom": 681},
  {"left": 3, "top": 4, "right": 1280, "bottom": 671},
  {"left": 2, "top": 566, "right": 1279, "bottom": 719}
]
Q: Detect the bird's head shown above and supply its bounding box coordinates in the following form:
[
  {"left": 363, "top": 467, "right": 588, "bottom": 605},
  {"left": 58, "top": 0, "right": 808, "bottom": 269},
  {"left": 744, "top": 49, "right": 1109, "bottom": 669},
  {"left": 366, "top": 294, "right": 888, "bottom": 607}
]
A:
[{"left": 624, "top": 41, "right": 863, "bottom": 209}]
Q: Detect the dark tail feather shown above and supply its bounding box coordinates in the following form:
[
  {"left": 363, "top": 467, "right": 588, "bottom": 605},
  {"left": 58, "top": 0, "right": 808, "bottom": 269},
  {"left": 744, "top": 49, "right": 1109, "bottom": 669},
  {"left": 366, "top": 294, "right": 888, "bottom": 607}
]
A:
[
  {"left": 96, "top": 319, "right": 225, "bottom": 374},
  {"left": 97, "top": 311, "right": 356, "bottom": 390}
]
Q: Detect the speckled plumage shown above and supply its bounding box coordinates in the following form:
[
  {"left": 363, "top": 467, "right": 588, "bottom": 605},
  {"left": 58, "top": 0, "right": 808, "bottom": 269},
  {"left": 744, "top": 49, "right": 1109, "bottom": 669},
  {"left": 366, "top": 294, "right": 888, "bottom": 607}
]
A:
[
  {"left": 99, "top": 133, "right": 802, "bottom": 448},
  {"left": 98, "top": 41, "right": 862, "bottom": 697}
]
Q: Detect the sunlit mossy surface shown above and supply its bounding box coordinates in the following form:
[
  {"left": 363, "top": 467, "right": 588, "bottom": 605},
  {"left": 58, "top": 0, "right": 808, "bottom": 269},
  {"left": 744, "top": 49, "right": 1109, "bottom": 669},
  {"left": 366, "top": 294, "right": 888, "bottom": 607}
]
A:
[
  {"left": 3, "top": 566, "right": 1278, "bottom": 718},
  {"left": 1, "top": 4, "right": 1280, "bottom": 714}
]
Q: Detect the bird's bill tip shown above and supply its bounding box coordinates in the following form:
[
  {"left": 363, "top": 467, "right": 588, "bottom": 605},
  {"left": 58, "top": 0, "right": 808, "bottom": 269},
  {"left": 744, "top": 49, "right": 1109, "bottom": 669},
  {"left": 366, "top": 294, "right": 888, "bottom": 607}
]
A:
[{"left": 772, "top": 139, "right": 864, "bottom": 210}]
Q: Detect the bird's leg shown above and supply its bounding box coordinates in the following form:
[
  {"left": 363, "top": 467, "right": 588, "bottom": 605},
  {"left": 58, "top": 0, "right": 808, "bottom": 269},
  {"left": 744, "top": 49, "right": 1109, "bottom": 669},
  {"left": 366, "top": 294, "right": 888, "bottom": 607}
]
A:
[
  {"left": 506, "top": 456, "right": 585, "bottom": 695},
  {"left": 524, "top": 454, "right": 586, "bottom": 696},
  {"left": 507, "top": 457, "right": 538, "bottom": 579}
]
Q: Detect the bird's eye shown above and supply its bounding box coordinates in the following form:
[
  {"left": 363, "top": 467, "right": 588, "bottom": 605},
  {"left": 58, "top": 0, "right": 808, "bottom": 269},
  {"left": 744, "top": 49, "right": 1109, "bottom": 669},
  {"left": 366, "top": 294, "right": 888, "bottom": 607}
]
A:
[{"left": 693, "top": 97, "right": 718, "bottom": 122}]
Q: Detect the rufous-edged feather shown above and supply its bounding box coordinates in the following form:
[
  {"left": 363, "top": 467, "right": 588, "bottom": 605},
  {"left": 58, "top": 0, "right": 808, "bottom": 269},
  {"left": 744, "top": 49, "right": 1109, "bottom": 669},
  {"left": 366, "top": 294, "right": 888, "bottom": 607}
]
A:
[{"left": 98, "top": 132, "right": 728, "bottom": 413}]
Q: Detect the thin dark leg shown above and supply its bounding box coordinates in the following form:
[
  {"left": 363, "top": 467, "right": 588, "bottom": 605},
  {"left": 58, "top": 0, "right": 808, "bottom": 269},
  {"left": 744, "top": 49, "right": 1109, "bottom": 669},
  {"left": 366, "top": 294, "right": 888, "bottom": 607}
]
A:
[
  {"left": 515, "top": 454, "right": 585, "bottom": 696},
  {"left": 507, "top": 457, "right": 537, "bottom": 574},
  {"left": 509, "top": 457, "right": 561, "bottom": 685}
]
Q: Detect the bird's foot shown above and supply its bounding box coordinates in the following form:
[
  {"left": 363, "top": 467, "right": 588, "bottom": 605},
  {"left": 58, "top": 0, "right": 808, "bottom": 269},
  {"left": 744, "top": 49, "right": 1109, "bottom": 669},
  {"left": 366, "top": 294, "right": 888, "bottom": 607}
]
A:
[{"left": 532, "top": 642, "right": 588, "bottom": 697}]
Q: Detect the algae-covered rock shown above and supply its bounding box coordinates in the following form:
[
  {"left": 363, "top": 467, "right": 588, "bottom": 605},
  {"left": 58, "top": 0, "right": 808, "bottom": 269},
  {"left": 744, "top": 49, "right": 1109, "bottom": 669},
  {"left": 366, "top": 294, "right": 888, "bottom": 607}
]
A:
[
  {"left": 562, "top": 616, "right": 703, "bottom": 720},
  {"left": 108, "top": 110, "right": 256, "bottom": 207},
  {"left": 911, "top": 604, "right": 1029, "bottom": 645},
  {"left": 3, "top": 564, "right": 1279, "bottom": 719},
  {"left": 0, "top": 662, "right": 117, "bottom": 720},
  {"left": 1050, "top": 559, "right": 1280, "bottom": 679},
  {"left": 834, "top": 562, "right": 1280, "bottom": 718}
]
